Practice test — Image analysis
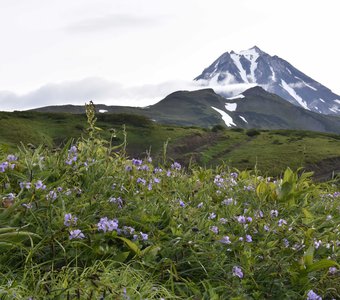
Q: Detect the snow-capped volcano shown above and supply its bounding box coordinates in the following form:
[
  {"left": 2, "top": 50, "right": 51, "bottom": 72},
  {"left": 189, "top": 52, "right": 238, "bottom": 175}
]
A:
[{"left": 194, "top": 46, "right": 340, "bottom": 115}]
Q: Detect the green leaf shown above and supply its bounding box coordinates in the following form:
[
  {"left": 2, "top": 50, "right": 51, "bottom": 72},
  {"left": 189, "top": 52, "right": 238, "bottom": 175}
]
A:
[
  {"left": 256, "top": 182, "right": 268, "bottom": 199},
  {"left": 0, "top": 227, "right": 17, "bottom": 234},
  {"left": 303, "top": 245, "right": 314, "bottom": 266},
  {"left": 306, "top": 259, "right": 339, "bottom": 273},
  {"left": 0, "top": 231, "right": 42, "bottom": 242},
  {"left": 115, "top": 236, "right": 141, "bottom": 255},
  {"left": 302, "top": 208, "right": 314, "bottom": 219}
]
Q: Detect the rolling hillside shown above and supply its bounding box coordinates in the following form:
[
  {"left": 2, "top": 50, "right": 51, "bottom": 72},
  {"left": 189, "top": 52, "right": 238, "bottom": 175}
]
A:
[{"left": 1, "top": 110, "right": 340, "bottom": 180}]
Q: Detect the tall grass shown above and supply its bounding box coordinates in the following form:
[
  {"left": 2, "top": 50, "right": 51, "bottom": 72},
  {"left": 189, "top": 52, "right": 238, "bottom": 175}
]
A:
[{"left": 0, "top": 102, "right": 339, "bottom": 299}]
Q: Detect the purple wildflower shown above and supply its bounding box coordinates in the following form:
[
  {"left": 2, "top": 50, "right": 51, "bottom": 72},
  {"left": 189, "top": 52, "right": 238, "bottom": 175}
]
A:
[
  {"left": 246, "top": 217, "right": 253, "bottom": 222},
  {"left": 97, "top": 217, "right": 119, "bottom": 233},
  {"left": 109, "top": 197, "right": 123, "bottom": 208},
  {"left": 132, "top": 158, "right": 143, "bottom": 166},
  {"left": 153, "top": 177, "right": 160, "bottom": 184},
  {"left": 125, "top": 165, "right": 132, "bottom": 172},
  {"left": 278, "top": 219, "right": 287, "bottom": 227},
  {"left": 236, "top": 215, "right": 246, "bottom": 224},
  {"left": 306, "top": 290, "right": 322, "bottom": 300},
  {"left": 219, "top": 236, "right": 231, "bottom": 244},
  {"left": 69, "top": 229, "right": 85, "bottom": 240},
  {"left": 123, "top": 226, "right": 135, "bottom": 236},
  {"left": 210, "top": 226, "right": 219, "bottom": 234},
  {"left": 46, "top": 190, "right": 57, "bottom": 201},
  {"left": 314, "top": 240, "right": 322, "bottom": 249},
  {"left": 208, "top": 212, "right": 216, "bottom": 220},
  {"left": 214, "top": 175, "right": 224, "bottom": 187},
  {"left": 166, "top": 170, "right": 171, "bottom": 177},
  {"left": 232, "top": 266, "right": 243, "bottom": 278},
  {"left": 154, "top": 167, "right": 163, "bottom": 173},
  {"left": 171, "top": 162, "right": 181, "bottom": 170},
  {"left": 222, "top": 198, "right": 234, "bottom": 205},
  {"left": 64, "top": 213, "right": 78, "bottom": 227},
  {"left": 264, "top": 224, "right": 270, "bottom": 232},
  {"left": 230, "top": 172, "right": 238, "bottom": 179},
  {"left": 197, "top": 202, "right": 203, "bottom": 208},
  {"left": 139, "top": 165, "right": 149, "bottom": 171},
  {"left": 140, "top": 232, "right": 148, "bottom": 241},
  {"left": 22, "top": 203, "right": 33, "bottom": 209},
  {"left": 219, "top": 218, "right": 227, "bottom": 224},
  {"left": 179, "top": 200, "right": 186, "bottom": 207},
  {"left": 328, "top": 267, "right": 337, "bottom": 275},
  {"left": 0, "top": 162, "right": 8, "bottom": 173},
  {"left": 283, "top": 238, "right": 289, "bottom": 247},
  {"left": 246, "top": 235, "right": 252, "bottom": 243},
  {"left": 136, "top": 177, "right": 146, "bottom": 185},
  {"left": 270, "top": 210, "right": 279, "bottom": 217},
  {"left": 35, "top": 180, "right": 46, "bottom": 190},
  {"left": 7, "top": 154, "right": 18, "bottom": 162},
  {"left": 243, "top": 185, "right": 254, "bottom": 191},
  {"left": 6, "top": 193, "right": 15, "bottom": 200}
]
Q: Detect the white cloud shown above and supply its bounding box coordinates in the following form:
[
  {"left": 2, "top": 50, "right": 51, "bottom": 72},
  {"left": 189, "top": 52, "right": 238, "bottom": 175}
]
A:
[
  {"left": 0, "top": 77, "right": 256, "bottom": 111},
  {"left": 65, "top": 13, "right": 168, "bottom": 33}
]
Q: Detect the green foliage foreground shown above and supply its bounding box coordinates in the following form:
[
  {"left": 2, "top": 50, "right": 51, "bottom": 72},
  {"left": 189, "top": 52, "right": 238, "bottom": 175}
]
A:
[{"left": 0, "top": 103, "right": 339, "bottom": 299}]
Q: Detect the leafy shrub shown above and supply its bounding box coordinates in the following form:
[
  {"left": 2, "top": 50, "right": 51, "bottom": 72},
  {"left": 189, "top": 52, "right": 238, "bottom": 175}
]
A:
[
  {"left": 246, "top": 129, "right": 261, "bottom": 137},
  {"left": 211, "top": 124, "right": 225, "bottom": 132}
]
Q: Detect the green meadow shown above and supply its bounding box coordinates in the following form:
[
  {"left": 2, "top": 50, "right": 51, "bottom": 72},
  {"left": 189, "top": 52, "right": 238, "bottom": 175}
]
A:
[{"left": 0, "top": 104, "right": 339, "bottom": 299}]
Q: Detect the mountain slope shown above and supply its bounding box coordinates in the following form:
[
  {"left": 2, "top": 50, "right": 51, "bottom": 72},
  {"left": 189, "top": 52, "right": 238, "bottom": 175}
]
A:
[
  {"left": 31, "top": 87, "right": 340, "bottom": 134},
  {"left": 194, "top": 46, "right": 340, "bottom": 115}
]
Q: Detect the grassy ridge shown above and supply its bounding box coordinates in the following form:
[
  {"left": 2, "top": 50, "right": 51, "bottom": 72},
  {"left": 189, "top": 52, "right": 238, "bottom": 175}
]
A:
[
  {"left": 1, "top": 111, "right": 340, "bottom": 179},
  {"left": 0, "top": 104, "right": 339, "bottom": 299}
]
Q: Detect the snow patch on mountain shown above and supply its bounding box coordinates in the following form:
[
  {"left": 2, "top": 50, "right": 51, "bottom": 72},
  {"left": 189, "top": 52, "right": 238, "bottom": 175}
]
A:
[
  {"left": 334, "top": 99, "right": 340, "bottom": 104},
  {"left": 230, "top": 53, "right": 248, "bottom": 83},
  {"left": 227, "top": 94, "right": 245, "bottom": 100},
  {"left": 239, "top": 115, "right": 248, "bottom": 123},
  {"left": 211, "top": 106, "right": 236, "bottom": 127},
  {"left": 281, "top": 80, "right": 310, "bottom": 110},
  {"left": 270, "top": 66, "right": 276, "bottom": 82},
  {"left": 225, "top": 103, "right": 237, "bottom": 111},
  {"left": 240, "top": 48, "right": 259, "bottom": 82}
]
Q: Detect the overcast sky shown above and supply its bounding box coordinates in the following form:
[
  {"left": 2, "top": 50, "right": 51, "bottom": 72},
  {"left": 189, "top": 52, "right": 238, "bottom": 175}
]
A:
[{"left": 0, "top": 0, "right": 339, "bottom": 110}]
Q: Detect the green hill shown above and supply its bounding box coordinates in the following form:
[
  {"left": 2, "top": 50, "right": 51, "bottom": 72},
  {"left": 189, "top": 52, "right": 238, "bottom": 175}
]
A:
[{"left": 1, "top": 110, "right": 340, "bottom": 180}]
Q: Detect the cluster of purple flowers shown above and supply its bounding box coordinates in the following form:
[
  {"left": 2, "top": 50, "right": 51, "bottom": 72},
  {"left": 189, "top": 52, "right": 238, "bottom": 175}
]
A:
[
  {"left": 97, "top": 217, "right": 119, "bottom": 233},
  {"left": 171, "top": 162, "right": 181, "bottom": 171},
  {"left": 64, "top": 213, "right": 78, "bottom": 227},
  {"left": 46, "top": 190, "right": 58, "bottom": 201},
  {"left": 222, "top": 198, "right": 236, "bottom": 206},
  {"left": 306, "top": 290, "right": 322, "bottom": 300},
  {"left": 35, "top": 180, "right": 46, "bottom": 190},
  {"left": 0, "top": 155, "right": 17, "bottom": 173},
  {"left": 236, "top": 215, "right": 252, "bottom": 224},
  {"left": 65, "top": 146, "right": 78, "bottom": 165},
  {"left": 132, "top": 158, "right": 143, "bottom": 166},
  {"left": 69, "top": 229, "right": 85, "bottom": 240},
  {"left": 109, "top": 196, "right": 123, "bottom": 208},
  {"left": 19, "top": 181, "right": 31, "bottom": 189}
]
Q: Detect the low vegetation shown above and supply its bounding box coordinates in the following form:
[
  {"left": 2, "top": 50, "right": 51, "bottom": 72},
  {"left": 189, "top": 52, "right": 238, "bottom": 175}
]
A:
[{"left": 0, "top": 103, "right": 339, "bottom": 299}]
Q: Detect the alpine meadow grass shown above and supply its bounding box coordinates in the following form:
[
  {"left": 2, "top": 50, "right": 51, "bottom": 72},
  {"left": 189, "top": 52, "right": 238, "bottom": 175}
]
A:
[{"left": 0, "top": 102, "right": 339, "bottom": 299}]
